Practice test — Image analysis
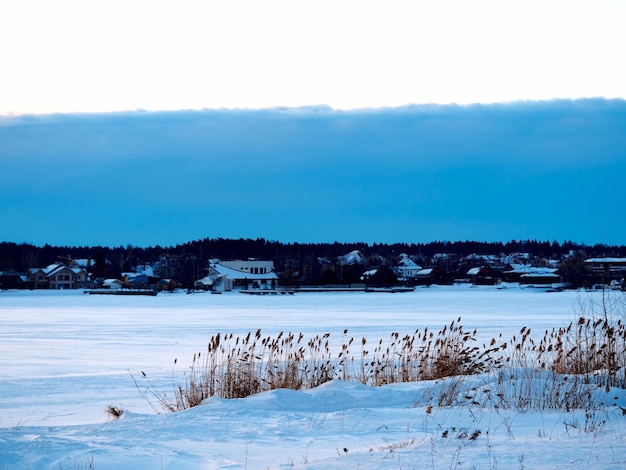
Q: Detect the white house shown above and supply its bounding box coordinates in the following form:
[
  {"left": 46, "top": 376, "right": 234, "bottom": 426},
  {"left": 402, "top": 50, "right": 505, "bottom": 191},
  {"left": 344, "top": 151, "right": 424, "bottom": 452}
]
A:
[
  {"left": 394, "top": 254, "right": 423, "bottom": 280},
  {"left": 197, "top": 259, "right": 278, "bottom": 291},
  {"left": 219, "top": 259, "right": 275, "bottom": 276}
]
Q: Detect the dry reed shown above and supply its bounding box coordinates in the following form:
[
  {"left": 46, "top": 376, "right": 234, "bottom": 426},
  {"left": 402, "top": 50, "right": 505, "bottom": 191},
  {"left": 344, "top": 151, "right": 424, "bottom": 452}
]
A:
[{"left": 138, "top": 293, "right": 625, "bottom": 413}]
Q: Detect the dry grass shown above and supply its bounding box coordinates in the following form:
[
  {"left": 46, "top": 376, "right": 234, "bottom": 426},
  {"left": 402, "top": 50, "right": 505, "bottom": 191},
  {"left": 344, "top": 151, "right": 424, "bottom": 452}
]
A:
[
  {"left": 170, "top": 330, "right": 338, "bottom": 410},
  {"left": 346, "top": 317, "right": 504, "bottom": 386},
  {"left": 136, "top": 293, "right": 625, "bottom": 414},
  {"left": 168, "top": 317, "right": 506, "bottom": 407}
]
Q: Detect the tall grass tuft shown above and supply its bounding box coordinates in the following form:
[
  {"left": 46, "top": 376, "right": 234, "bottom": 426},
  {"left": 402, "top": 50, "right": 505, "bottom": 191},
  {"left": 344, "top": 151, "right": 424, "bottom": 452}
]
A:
[{"left": 154, "top": 318, "right": 509, "bottom": 409}]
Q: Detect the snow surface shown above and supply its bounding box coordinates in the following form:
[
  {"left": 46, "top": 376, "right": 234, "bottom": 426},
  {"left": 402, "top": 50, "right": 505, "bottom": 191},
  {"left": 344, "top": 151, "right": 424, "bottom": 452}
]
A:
[{"left": 0, "top": 286, "right": 625, "bottom": 469}]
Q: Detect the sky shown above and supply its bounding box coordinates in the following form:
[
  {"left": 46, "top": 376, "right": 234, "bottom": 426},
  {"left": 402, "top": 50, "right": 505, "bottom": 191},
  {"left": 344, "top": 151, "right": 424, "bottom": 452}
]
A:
[
  {"left": 1, "top": 1, "right": 625, "bottom": 113},
  {"left": 1, "top": 1, "right": 625, "bottom": 247}
]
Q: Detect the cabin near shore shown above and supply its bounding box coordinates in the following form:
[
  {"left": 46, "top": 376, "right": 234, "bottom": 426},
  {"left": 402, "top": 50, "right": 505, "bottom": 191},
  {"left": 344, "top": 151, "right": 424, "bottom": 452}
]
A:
[
  {"left": 519, "top": 272, "right": 562, "bottom": 287},
  {"left": 466, "top": 266, "right": 499, "bottom": 285},
  {"left": 502, "top": 264, "right": 559, "bottom": 283}
]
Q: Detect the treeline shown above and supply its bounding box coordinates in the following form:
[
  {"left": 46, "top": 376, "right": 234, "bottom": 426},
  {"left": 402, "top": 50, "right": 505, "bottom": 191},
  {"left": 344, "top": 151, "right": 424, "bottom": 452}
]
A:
[{"left": 2, "top": 238, "right": 626, "bottom": 288}]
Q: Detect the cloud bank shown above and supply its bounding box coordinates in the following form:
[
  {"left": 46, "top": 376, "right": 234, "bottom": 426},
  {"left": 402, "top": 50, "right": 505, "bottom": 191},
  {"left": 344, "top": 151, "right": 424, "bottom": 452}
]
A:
[{"left": 1, "top": 99, "right": 625, "bottom": 247}]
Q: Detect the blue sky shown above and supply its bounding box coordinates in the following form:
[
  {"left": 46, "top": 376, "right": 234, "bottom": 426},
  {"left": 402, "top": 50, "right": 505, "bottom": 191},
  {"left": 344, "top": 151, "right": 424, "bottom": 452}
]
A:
[
  {"left": 2, "top": 99, "right": 625, "bottom": 247},
  {"left": 1, "top": 1, "right": 625, "bottom": 247}
]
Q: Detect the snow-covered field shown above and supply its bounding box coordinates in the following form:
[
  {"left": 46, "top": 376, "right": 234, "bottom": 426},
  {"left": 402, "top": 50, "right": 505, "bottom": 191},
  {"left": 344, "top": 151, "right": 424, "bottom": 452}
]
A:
[{"left": 1, "top": 286, "right": 625, "bottom": 469}]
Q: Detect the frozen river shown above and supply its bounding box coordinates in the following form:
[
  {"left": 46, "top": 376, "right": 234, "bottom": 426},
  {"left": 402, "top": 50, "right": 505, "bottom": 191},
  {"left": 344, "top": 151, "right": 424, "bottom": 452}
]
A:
[
  {"left": 0, "top": 285, "right": 597, "bottom": 427},
  {"left": 1, "top": 285, "right": 625, "bottom": 470}
]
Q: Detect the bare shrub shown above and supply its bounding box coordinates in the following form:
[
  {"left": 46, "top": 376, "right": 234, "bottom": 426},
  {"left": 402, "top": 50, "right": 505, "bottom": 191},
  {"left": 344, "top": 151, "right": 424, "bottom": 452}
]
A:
[{"left": 106, "top": 405, "right": 124, "bottom": 420}]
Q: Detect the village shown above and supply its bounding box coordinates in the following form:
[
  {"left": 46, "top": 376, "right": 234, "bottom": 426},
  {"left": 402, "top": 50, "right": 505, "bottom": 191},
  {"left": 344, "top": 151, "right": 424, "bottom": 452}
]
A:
[{"left": 2, "top": 245, "right": 625, "bottom": 294}]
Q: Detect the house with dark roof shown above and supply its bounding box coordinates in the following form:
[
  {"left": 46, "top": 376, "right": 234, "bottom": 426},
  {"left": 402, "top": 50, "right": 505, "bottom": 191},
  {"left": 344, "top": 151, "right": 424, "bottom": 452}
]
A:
[
  {"left": 414, "top": 267, "right": 449, "bottom": 285},
  {"left": 466, "top": 266, "right": 499, "bottom": 285},
  {"left": 502, "top": 264, "right": 559, "bottom": 283},
  {"left": 584, "top": 257, "right": 626, "bottom": 285},
  {"left": 0, "top": 270, "right": 25, "bottom": 289}
]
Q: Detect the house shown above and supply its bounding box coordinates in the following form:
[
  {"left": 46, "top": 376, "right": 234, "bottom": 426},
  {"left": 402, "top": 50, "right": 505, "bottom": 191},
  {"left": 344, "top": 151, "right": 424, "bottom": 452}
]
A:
[
  {"left": 122, "top": 272, "right": 150, "bottom": 286},
  {"left": 394, "top": 254, "right": 423, "bottom": 281},
  {"left": 197, "top": 259, "right": 279, "bottom": 291},
  {"left": 0, "top": 270, "right": 25, "bottom": 289},
  {"left": 219, "top": 259, "right": 276, "bottom": 276},
  {"left": 28, "top": 267, "right": 51, "bottom": 289},
  {"left": 519, "top": 272, "right": 562, "bottom": 287},
  {"left": 502, "top": 264, "right": 558, "bottom": 283},
  {"left": 466, "top": 266, "right": 499, "bottom": 285},
  {"left": 27, "top": 263, "right": 90, "bottom": 289},
  {"left": 584, "top": 258, "right": 626, "bottom": 284},
  {"left": 500, "top": 263, "right": 561, "bottom": 287},
  {"left": 155, "top": 279, "right": 179, "bottom": 292},
  {"left": 195, "top": 272, "right": 233, "bottom": 292},
  {"left": 102, "top": 279, "right": 124, "bottom": 290},
  {"left": 414, "top": 267, "right": 447, "bottom": 286}
]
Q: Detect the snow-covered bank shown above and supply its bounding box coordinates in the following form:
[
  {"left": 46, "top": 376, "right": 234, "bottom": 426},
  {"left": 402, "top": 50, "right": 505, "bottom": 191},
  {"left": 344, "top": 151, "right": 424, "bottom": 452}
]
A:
[
  {"left": 2, "top": 378, "right": 625, "bottom": 469},
  {"left": 1, "top": 287, "right": 624, "bottom": 468}
]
